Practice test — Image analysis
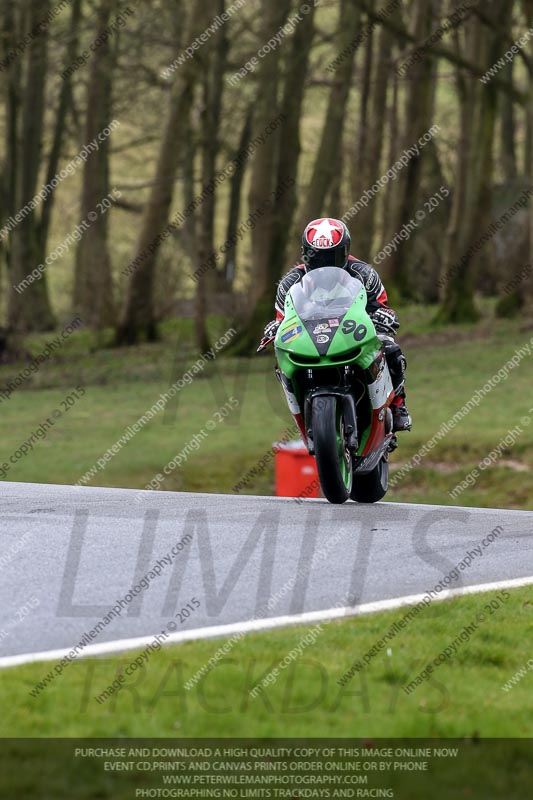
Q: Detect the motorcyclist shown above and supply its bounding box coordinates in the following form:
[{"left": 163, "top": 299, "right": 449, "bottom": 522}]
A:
[{"left": 261, "top": 217, "right": 411, "bottom": 433}]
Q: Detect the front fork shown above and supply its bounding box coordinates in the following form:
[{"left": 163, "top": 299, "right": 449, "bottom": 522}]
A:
[
  {"left": 304, "top": 389, "right": 358, "bottom": 455},
  {"left": 276, "top": 368, "right": 359, "bottom": 455}
]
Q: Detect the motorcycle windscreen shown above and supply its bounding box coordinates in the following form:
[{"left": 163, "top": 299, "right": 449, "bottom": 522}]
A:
[{"left": 289, "top": 266, "right": 364, "bottom": 355}]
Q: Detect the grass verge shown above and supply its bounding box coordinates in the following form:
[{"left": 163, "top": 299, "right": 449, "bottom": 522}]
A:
[
  {"left": 0, "top": 311, "right": 532, "bottom": 508},
  {"left": 2, "top": 585, "right": 533, "bottom": 738}
]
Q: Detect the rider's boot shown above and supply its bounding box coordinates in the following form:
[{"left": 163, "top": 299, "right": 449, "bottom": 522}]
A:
[{"left": 391, "top": 391, "right": 412, "bottom": 432}]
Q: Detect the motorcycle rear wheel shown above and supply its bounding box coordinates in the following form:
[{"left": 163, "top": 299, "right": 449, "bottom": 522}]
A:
[{"left": 312, "top": 395, "right": 353, "bottom": 504}]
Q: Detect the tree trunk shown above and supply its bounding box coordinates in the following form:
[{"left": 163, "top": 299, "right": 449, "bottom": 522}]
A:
[
  {"left": 523, "top": 4, "right": 533, "bottom": 318},
  {"left": 228, "top": 0, "right": 292, "bottom": 355},
  {"left": 350, "top": 19, "right": 374, "bottom": 204},
  {"left": 380, "top": 67, "right": 399, "bottom": 244},
  {"left": 38, "top": 0, "right": 82, "bottom": 256},
  {"left": 500, "top": 61, "right": 517, "bottom": 182},
  {"left": 524, "top": 0, "right": 533, "bottom": 177},
  {"left": 438, "top": 61, "right": 477, "bottom": 321},
  {"left": 73, "top": 0, "right": 116, "bottom": 329},
  {"left": 298, "top": 0, "right": 361, "bottom": 229},
  {"left": 525, "top": 107, "right": 533, "bottom": 178},
  {"left": 221, "top": 107, "right": 253, "bottom": 289},
  {"left": 182, "top": 113, "right": 197, "bottom": 273},
  {"left": 351, "top": 6, "right": 393, "bottom": 259},
  {"left": 115, "top": 4, "right": 209, "bottom": 345},
  {"left": 268, "top": 0, "right": 317, "bottom": 272},
  {"left": 327, "top": 145, "right": 343, "bottom": 218},
  {"left": 527, "top": 107, "right": 533, "bottom": 318},
  {"left": 377, "top": 0, "right": 436, "bottom": 296},
  {"left": 438, "top": 0, "right": 512, "bottom": 323},
  {"left": 8, "top": 0, "right": 55, "bottom": 332},
  {"left": 0, "top": 0, "right": 21, "bottom": 271},
  {"left": 195, "top": 0, "right": 227, "bottom": 352}
]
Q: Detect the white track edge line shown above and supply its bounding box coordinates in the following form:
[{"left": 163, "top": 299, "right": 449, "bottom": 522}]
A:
[{"left": 2, "top": 574, "right": 533, "bottom": 671}]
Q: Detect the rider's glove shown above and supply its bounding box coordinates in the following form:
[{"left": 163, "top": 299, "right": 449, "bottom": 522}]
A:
[
  {"left": 257, "top": 319, "right": 280, "bottom": 352},
  {"left": 263, "top": 319, "right": 280, "bottom": 340},
  {"left": 371, "top": 308, "right": 399, "bottom": 335}
]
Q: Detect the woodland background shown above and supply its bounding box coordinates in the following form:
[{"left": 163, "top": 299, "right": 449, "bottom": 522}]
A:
[
  {"left": 2, "top": 0, "right": 533, "bottom": 742},
  {"left": 2, "top": 0, "right": 533, "bottom": 355}
]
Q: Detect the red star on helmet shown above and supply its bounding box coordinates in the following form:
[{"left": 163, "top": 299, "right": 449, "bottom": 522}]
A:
[{"left": 305, "top": 218, "right": 344, "bottom": 249}]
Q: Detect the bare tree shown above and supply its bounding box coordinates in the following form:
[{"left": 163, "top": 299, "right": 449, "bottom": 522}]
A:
[
  {"left": 500, "top": 61, "right": 518, "bottom": 182},
  {"left": 268, "top": 0, "right": 317, "bottom": 270},
  {"left": 377, "top": 0, "right": 437, "bottom": 294},
  {"left": 7, "top": 0, "right": 56, "bottom": 332},
  {"left": 116, "top": 1, "right": 208, "bottom": 345},
  {"left": 298, "top": 0, "right": 361, "bottom": 228},
  {"left": 351, "top": 4, "right": 394, "bottom": 258},
  {"left": 350, "top": 19, "right": 374, "bottom": 208},
  {"left": 523, "top": 1, "right": 533, "bottom": 317},
  {"left": 221, "top": 106, "right": 253, "bottom": 289},
  {"left": 73, "top": 0, "right": 117, "bottom": 329},
  {"left": 438, "top": 0, "right": 514, "bottom": 322},
  {"left": 195, "top": 0, "right": 228, "bottom": 352},
  {"left": 228, "top": 0, "right": 292, "bottom": 354}
]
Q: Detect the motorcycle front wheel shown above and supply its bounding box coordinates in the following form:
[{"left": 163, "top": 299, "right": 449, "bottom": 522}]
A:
[
  {"left": 312, "top": 395, "right": 353, "bottom": 504},
  {"left": 350, "top": 456, "right": 389, "bottom": 503}
]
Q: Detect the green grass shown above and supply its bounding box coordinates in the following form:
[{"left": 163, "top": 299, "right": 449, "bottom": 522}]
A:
[
  {"left": 0, "top": 305, "right": 532, "bottom": 507},
  {"left": 0, "top": 307, "right": 531, "bottom": 744},
  {"left": 2, "top": 586, "right": 533, "bottom": 738}
]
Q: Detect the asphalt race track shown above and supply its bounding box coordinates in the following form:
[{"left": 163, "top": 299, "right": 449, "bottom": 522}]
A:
[{"left": 0, "top": 481, "right": 532, "bottom": 666}]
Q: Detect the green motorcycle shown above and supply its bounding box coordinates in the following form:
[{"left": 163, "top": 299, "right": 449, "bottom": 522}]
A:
[{"left": 273, "top": 267, "right": 397, "bottom": 505}]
